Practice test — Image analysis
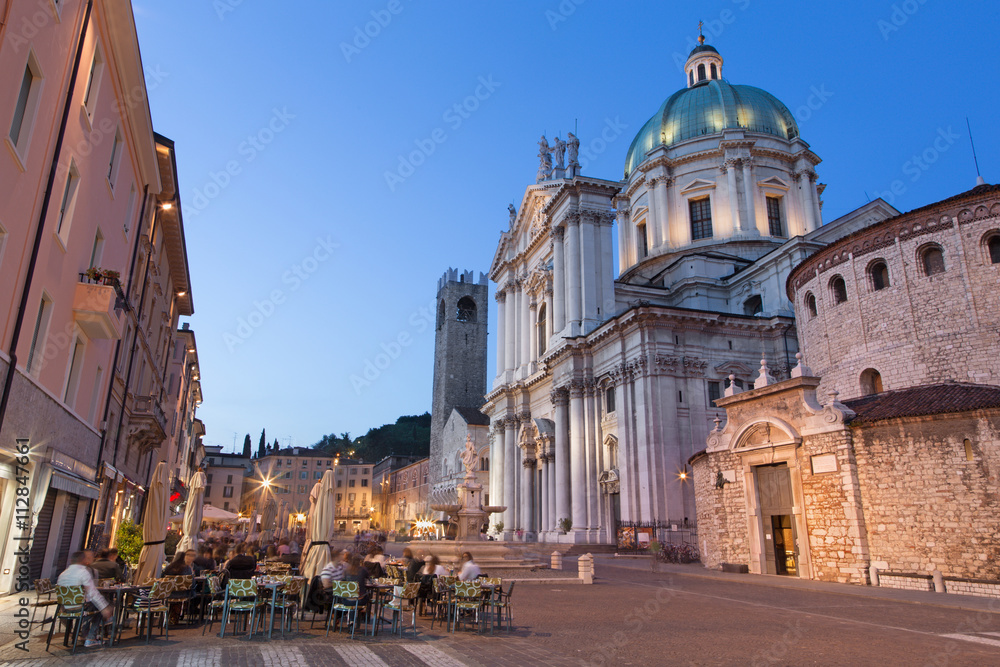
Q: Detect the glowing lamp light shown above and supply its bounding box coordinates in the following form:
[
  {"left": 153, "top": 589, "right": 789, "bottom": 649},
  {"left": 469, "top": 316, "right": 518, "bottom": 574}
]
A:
[
  {"left": 161, "top": 202, "right": 173, "bottom": 210},
  {"left": 678, "top": 471, "right": 689, "bottom": 481}
]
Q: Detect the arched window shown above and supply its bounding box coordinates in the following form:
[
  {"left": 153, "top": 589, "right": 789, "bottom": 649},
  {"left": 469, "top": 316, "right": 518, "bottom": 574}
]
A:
[
  {"left": 830, "top": 276, "right": 848, "bottom": 304},
  {"left": 479, "top": 456, "right": 489, "bottom": 472},
  {"left": 860, "top": 368, "right": 883, "bottom": 396},
  {"left": 869, "top": 260, "right": 890, "bottom": 291},
  {"left": 805, "top": 292, "right": 817, "bottom": 318},
  {"left": 697, "top": 63, "right": 706, "bottom": 81},
  {"left": 710, "top": 63, "right": 718, "bottom": 79},
  {"left": 605, "top": 386, "right": 616, "bottom": 414},
  {"left": 743, "top": 295, "right": 763, "bottom": 316},
  {"left": 456, "top": 296, "right": 477, "bottom": 322},
  {"left": 984, "top": 232, "right": 1000, "bottom": 264},
  {"left": 688, "top": 71, "right": 694, "bottom": 87},
  {"left": 537, "top": 303, "right": 547, "bottom": 355},
  {"left": 920, "top": 245, "right": 946, "bottom": 276},
  {"left": 437, "top": 299, "right": 446, "bottom": 330}
]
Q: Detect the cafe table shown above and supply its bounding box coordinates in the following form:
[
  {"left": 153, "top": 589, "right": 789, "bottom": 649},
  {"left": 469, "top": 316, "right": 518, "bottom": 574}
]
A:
[
  {"left": 96, "top": 584, "right": 138, "bottom": 647},
  {"left": 253, "top": 577, "right": 285, "bottom": 640}
]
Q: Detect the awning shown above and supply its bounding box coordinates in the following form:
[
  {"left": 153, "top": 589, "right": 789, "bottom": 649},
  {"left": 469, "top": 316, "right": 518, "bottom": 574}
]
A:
[{"left": 50, "top": 469, "right": 101, "bottom": 500}]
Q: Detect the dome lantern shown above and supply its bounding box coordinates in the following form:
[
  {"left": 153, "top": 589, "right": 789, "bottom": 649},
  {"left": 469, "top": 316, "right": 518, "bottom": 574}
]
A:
[{"left": 685, "top": 30, "right": 723, "bottom": 88}]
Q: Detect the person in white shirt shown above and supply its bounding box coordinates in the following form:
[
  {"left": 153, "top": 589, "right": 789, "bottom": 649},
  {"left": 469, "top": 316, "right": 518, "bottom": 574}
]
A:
[
  {"left": 457, "top": 552, "right": 481, "bottom": 581},
  {"left": 56, "top": 550, "right": 112, "bottom": 648}
]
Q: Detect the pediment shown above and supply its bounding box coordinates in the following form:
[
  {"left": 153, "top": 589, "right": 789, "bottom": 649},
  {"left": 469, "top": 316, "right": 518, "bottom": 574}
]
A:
[
  {"left": 680, "top": 178, "right": 716, "bottom": 194},
  {"left": 715, "top": 360, "right": 755, "bottom": 377},
  {"left": 734, "top": 421, "right": 796, "bottom": 450},
  {"left": 758, "top": 176, "right": 790, "bottom": 191}
]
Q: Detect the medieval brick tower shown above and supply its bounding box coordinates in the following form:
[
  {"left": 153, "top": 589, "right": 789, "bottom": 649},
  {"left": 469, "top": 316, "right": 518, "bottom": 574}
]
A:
[{"left": 429, "top": 269, "right": 488, "bottom": 487}]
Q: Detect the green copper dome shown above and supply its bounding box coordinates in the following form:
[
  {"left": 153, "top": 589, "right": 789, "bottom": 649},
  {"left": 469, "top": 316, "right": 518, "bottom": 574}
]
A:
[{"left": 624, "top": 79, "right": 799, "bottom": 178}]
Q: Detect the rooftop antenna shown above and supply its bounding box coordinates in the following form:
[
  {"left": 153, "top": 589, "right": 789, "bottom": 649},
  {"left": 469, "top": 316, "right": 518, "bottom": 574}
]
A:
[{"left": 967, "top": 117, "right": 985, "bottom": 186}]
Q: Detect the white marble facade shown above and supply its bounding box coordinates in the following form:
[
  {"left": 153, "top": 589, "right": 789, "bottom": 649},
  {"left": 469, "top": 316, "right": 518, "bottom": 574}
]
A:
[{"left": 482, "top": 41, "right": 896, "bottom": 543}]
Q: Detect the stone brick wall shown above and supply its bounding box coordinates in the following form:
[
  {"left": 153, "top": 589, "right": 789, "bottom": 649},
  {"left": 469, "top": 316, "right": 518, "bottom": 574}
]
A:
[
  {"left": 878, "top": 573, "right": 934, "bottom": 592},
  {"left": 852, "top": 411, "right": 1000, "bottom": 580},
  {"left": 789, "top": 190, "right": 1000, "bottom": 399},
  {"left": 797, "top": 430, "right": 870, "bottom": 584},
  {"left": 691, "top": 449, "right": 749, "bottom": 570}
]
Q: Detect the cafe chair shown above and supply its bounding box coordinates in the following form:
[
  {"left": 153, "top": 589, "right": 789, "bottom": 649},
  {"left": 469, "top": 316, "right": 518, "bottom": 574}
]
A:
[
  {"left": 45, "top": 586, "right": 88, "bottom": 654},
  {"left": 269, "top": 577, "right": 305, "bottom": 637},
  {"left": 220, "top": 579, "right": 263, "bottom": 638},
  {"left": 381, "top": 582, "right": 421, "bottom": 638},
  {"left": 449, "top": 581, "right": 484, "bottom": 633},
  {"left": 201, "top": 576, "right": 225, "bottom": 636},
  {"left": 325, "top": 581, "right": 364, "bottom": 640},
  {"left": 128, "top": 578, "right": 172, "bottom": 644},
  {"left": 31, "top": 579, "right": 59, "bottom": 633},
  {"left": 488, "top": 581, "right": 515, "bottom": 633}
]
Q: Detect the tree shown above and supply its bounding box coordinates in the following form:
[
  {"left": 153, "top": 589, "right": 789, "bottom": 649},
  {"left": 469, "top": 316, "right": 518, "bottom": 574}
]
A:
[
  {"left": 259, "top": 429, "right": 267, "bottom": 457},
  {"left": 273, "top": 438, "right": 280, "bottom": 452},
  {"left": 243, "top": 433, "right": 252, "bottom": 458}
]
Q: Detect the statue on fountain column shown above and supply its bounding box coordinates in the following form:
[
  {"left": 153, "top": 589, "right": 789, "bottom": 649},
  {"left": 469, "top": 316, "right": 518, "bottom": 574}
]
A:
[{"left": 461, "top": 434, "right": 478, "bottom": 479}]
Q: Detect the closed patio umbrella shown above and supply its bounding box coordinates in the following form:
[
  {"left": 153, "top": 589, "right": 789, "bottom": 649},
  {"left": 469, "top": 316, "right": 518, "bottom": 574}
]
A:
[
  {"left": 247, "top": 508, "right": 259, "bottom": 541},
  {"left": 134, "top": 461, "right": 169, "bottom": 585},
  {"left": 300, "top": 470, "right": 335, "bottom": 583},
  {"left": 277, "top": 500, "right": 289, "bottom": 540},
  {"left": 260, "top": 499, "right": 277, "bottom": 544},
  {"left": 175, "top": 470, "right": 206, "bottom": 553}
]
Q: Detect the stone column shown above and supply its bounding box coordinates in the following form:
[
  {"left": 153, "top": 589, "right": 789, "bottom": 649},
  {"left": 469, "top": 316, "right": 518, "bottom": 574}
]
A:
[
  {"left": 584, "top": 381, "right": 600, "bottom": 535},
  {"left": 725, "top": 159, "right": 740, "bottom": 237},
  {"left": 492, "top": 421, "right": 505, "bottom": 511},
  {"left": 800, "top": 170, "right": 818, "bottom": 233},
  {"left": 528, "top": 298, "right": 538, "bottom": 365},
  {"left": 521, "top": 455, "right": 535, "bottom": 535},
  {"left": 569, "top": 382, "right": 588, "bottom": 532},
  {"left": 495, "top": 290, "right": 506, "bottom": 376},
  {"left": 504, "top": 282, "right": 516, "bottom": 372},
  {"left": 503, "top": 419, "right": 516, "bottom": 530},
  {"left": 579, "top": 212, "right": 598, "bottom": 331},
  {"left": 565, "top": 213, "right": 582, "bottom": 335},
  {"left": 647, "top": 178, "right": 663, "bottom": 249},
  {"left": 520, "top": 283, "right": 531, "bottom": 370},
  {"left": 615, "top": 197, "right": 630, "bottom": 271},
  {"left": 536, "top": 455, "right": 548, "bottom": 536},
  {"left": 742, "top": 158, "right": 758, "bottom": 234},
  {"left": 552, "top": 388, "right": 570, "bottom": 530},
  {"left": 551, "top": 228, "right": 565, "bottom": 335}
]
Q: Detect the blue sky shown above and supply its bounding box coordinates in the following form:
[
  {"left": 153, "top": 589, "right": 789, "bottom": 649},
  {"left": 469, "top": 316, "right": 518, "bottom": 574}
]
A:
[{"left": 132, "top": 0, "right": 999, "bottom": 453}]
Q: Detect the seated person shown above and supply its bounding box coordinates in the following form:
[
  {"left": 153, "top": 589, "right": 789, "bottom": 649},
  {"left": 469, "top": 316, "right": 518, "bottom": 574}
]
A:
[
  {"left": 91, "top": 548, "right": 124, "bottom": 583},
  {"left": 193, "top": 546, "right": 216, "bottom": 575},
  {"left": 457, "top": 552, "right": 481, "bottom": 581},
  {"left": 277, "top": 539, "right": 291, "bottom": 556},
  {"left": 320, "top": 550, "right": 348, "bottom": 589},
  {"left": 162, "top": 549, "right": 197, "bottom": 625},
  {"left": 224, "top": 543, "right": 257, "bottom": 579},
  {"left": 57, "top": 550, "right": 112, "bottom": 648}
]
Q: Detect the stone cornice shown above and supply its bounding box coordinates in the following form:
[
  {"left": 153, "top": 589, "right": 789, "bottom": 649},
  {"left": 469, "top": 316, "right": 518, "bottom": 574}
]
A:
[{"left": 786, "top": 188, "right": 1000, "bottom": 299}]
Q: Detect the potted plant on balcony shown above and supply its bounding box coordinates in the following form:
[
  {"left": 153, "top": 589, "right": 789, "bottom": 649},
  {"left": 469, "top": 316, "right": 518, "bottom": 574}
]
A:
[{"left": 84, "top": 267, "right": 121, "bottom": 285}]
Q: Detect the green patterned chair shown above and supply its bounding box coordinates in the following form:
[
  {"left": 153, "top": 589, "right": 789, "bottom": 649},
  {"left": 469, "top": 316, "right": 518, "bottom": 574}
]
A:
[
  {"left": 268, "top": 577, "right": 305, "bottom": 637},
  {"left": 381, "top": 582, "right": 421, "bottom": 637},
  {"left": 325, "top": 580, "right": 364, "bottom": 639},
  {"left": 31, "top": 579, "right": 59, "bottom": 634},
  {"left": 450, "top": 581, "right": 484, "bottom": 633},
  {"left": 45, "top": 585, "right": 89, "bottom": 654},
  {"left": 201, "top": 576, "right": 226, "bottom": 636},
  {"left": 128, "top": 578, "right": 172, "bottom": 644},
  {"left": 488, "top": 580, "right": 515, "bottom": 633},
  {"left": 220, "top": 579, "right": 263, "bottom": 638}
]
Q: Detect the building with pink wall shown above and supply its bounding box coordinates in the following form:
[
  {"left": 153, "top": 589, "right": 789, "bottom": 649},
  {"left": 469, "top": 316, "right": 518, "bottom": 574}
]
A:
[{"left": 0, "top": 0, "right": 201, "bottom": 590}]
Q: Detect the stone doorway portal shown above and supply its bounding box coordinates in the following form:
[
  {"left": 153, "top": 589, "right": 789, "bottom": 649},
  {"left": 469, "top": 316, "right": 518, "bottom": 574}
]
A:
[{"left": 755, "top": 464, "right": 798, "bottom": 576}]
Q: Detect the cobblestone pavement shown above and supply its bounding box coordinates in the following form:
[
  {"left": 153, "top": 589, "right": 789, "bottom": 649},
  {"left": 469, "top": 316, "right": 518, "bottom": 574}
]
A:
[{"left": 1, "top": 560, "right": 999, "bottom": 665}]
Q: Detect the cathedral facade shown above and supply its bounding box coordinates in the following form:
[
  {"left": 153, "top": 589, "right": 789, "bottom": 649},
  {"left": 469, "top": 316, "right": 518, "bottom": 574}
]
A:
[{"left": 482, "top": 39, "right": 896, "bottom": 543}]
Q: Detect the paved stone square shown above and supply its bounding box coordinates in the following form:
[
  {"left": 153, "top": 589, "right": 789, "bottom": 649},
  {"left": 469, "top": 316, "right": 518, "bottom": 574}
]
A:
[{"left": 1, "top": 559, "right": 999, "bottom": 665}]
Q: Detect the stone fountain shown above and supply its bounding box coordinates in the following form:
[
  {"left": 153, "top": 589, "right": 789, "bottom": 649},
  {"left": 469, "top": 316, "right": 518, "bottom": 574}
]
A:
[{"left": 407, "top": 437, "right": 538, "bottom": 568}]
